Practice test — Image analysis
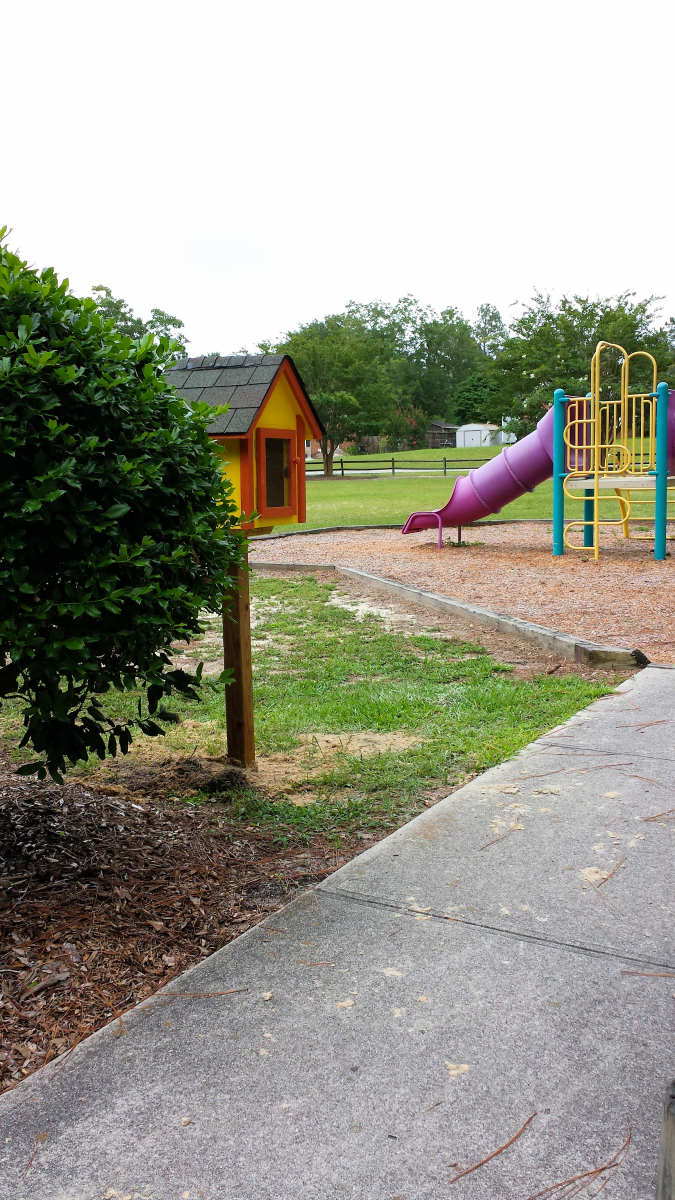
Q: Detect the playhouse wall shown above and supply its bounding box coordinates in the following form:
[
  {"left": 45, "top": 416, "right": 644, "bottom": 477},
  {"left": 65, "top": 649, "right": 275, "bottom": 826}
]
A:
[
  {"left": 252, "top": 373, "right": 310, "bottom": 529},
  {"left": 218, "top": 438, "right": 241, "bottom": 507}
]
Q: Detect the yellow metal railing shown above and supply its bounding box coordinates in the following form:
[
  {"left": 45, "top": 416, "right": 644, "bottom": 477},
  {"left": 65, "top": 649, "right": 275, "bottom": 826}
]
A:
[{"left": 561, "top": 341, "right": 663, "bottom": 557}]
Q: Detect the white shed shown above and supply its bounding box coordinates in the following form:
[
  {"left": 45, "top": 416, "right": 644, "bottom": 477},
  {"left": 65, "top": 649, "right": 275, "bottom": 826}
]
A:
[{"left": 455, "top": 423, "right": 515, "bottom": 447}]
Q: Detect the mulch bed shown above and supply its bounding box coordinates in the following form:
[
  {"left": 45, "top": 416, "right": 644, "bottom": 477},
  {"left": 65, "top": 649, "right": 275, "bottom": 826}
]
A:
[{"left": 0, "top": 761, "right": 358, "bottom": 1094}]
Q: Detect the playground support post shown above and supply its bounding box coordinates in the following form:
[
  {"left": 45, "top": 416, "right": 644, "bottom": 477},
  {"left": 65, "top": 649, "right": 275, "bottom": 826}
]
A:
[
  {"left": 654, "top": 381, "right": 669, "bottom": 561},
  {"left": 583, "top": 490, "right": 594, "bottom": 547},
  {"left": 552, "top": 388, "right": 567, "bottom": 556}
]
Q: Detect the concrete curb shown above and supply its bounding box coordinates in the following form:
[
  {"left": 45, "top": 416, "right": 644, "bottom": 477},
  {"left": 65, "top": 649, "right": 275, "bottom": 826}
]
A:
[{"left": 249, "top": 561, "right": 646, "bottom": 668}]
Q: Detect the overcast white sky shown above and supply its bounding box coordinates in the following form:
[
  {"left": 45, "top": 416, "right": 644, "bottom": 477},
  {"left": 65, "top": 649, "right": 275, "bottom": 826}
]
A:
[{"left": 3, "top": 0, "right": 674, "bottom": 354}]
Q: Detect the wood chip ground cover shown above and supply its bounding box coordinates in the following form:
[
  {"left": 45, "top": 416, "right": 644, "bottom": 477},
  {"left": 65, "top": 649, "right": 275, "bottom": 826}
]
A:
[
  {"left": 0, "top": 572, "right": 618, "bottom": 1091},
  {"left": 0, "top": 772, "right": 351, "bottom": 1093}
]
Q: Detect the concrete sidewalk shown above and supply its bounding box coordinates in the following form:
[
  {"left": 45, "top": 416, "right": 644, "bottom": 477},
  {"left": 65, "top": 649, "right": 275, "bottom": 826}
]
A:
[{"left": 2, "top": 667, "right": 674, "bottom": 1199}]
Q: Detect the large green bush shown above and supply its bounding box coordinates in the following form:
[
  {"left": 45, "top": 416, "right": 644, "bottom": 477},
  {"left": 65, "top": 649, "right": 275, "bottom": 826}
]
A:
[{"left": 0, "top": 229, "right": 244, "bottom": 781}]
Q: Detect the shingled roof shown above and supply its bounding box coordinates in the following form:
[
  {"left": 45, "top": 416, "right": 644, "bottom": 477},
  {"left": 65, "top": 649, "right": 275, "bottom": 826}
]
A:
[{"left": 165, "top": 353, "right": 323, "bottom": 436}]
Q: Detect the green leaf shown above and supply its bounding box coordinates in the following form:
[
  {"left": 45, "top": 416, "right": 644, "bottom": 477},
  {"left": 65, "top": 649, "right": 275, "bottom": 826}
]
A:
[{"left": 16, "top": 761, "right": 45, "bottom": 776}]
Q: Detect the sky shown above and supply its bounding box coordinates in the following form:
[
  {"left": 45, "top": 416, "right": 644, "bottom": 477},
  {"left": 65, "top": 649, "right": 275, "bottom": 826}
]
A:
[{"left": 3, "top": 0, "right": 674, "bottom": 355}]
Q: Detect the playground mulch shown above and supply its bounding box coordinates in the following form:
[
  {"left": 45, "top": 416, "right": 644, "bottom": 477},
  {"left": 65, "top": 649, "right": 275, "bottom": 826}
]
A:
[
  {"left": 250, "top": 523, "right": 675, "bottom": 663},
  {"left": 0, "top": 763, "right": 358, "bottom": 1094}
]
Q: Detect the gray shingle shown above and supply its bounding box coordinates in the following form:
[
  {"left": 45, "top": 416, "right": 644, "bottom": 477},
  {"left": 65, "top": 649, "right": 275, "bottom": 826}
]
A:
[
  {"left": 249, "top": 365, "right": 279, "bottom": 385},
  {"left": 215, "top": 367, "right": 254, "bottom": 385},
  {"left": 243, "top": 354, "right": 264, "bottom": 366},
  {"left": 226, "top": 384, "right": 268, "bottom": 408},
  {"left": 165, "top": 370, "right": 191, "bottom": 388},
  {"left": 202, "top": 355, "right": 219, "bottom": 368},
  {"left": 207, "top": 407, "right": 258, "bottom": 435},
  {"left": 262, "top": 354, "right": 284, "bottom": 365},
  {"left": 186, "top": 356, "right": 205, "bottom": 369},
  {"left": 184, "top": 369, "right": 225, "bottom": 388},
  {"left": 167, "top": 358, "right": 189, "bottom": 371},
  {"left": 201, "top": 385, "right": 235, "bottom": 407},
  {"left": 227, "top": 355, "right": 247, "bottom": 367},
  {"left": 175, "top": 387, "right": 204, "bottom": 403},
  {"left": 215, "top": 356, "right": 234, "bottom": 367}
]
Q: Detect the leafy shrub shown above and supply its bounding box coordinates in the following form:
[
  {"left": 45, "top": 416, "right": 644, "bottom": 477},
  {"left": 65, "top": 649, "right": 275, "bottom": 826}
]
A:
[{"left": 0, "top": 229, "right": 244, "bottom": 781}]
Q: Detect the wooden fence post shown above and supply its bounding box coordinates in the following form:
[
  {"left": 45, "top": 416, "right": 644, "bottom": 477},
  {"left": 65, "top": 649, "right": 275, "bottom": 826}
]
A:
[
  {"left": 657, "top": 1080, "right": 675, "bottom": 1200},
  {"left": 222, "top": 546, "right": 255, "bottom": 767}
]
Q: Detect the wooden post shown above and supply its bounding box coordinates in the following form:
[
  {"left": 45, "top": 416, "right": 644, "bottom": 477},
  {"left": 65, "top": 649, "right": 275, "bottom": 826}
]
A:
[
  {"left": 222, "top": 546, "right": 255, "bottom": 767},
  {"left": 658, "top": 1081, "right": 675, "bottom": 1200}
]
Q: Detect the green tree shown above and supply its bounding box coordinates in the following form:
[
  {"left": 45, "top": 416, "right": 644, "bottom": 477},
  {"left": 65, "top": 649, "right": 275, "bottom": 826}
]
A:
[
  {"left": 311, "top": 391, "right": 360, "bottom": 475},
  {"left": 453, "top": 371, "right": 502, "bottom": 425},
  {"left": 413, "top": 308, "right": 484, "bottom": 420},
  {"left": 264, "top": 297, "right": 485, "bottom": 438},
  {"left": 146, "top": 307, "right": 189, "bottom": 350},
  {"left": 381, "top": 403, "right": 428, "bottom": 450},
  {"left": 261, "top": 310, "right": 391, "bottom": 435},
  {"left": 473, "top": 303, "right": 507, "bottom": 357},
  {"left": 92, "top": 286, "right": 189, "bottom": 351},
  {"left": 0, "top": 231, "right": 243, "bottom": 782},
  {"left": 91, "top": 285, "right": 146, "bottom": 339},
  {"left": 493, "top": 292, "right": 675, "bottom": 438}
]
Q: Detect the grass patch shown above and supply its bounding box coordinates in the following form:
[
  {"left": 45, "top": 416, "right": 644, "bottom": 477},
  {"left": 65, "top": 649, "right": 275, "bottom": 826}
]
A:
[{"left": 0, "top": 575, "right": 618, "bottom": 843}]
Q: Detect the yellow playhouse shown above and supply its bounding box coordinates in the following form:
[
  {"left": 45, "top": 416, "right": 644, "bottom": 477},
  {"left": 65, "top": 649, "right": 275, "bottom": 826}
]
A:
[{"left": 166, "top": 353, "right": 324, "bottom": 533}]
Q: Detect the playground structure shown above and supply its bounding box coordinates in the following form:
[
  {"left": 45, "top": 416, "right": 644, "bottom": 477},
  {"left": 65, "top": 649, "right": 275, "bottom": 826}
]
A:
[{"left": 402, "top": 341, "right": 675, "bottom": 560}]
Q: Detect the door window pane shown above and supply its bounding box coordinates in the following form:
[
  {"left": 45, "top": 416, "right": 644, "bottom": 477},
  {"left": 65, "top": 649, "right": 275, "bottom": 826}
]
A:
[{"left": 265, "top": 438, "right": 290, "bottom": 507}]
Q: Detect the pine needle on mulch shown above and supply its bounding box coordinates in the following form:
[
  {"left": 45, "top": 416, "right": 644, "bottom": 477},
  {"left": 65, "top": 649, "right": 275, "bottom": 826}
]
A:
[{"left": 0, "top": 763, "right": 355, "bottom": 1093}]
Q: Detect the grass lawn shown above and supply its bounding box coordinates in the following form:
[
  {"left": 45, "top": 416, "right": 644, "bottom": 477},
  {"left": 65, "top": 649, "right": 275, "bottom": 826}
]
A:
[
  {"left": 297, "top": 474, "right": 557, "bottom": 528},
  {"left": 288, "top": 474, "right": 670, "bottom": 531},
  {"left": 3, "top": 574, "right": 617, "bottom": 845}
]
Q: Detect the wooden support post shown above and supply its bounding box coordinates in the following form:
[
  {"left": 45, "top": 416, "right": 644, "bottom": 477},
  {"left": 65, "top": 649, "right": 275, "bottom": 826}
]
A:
[
  {"left": 223, "top": 547, "right": 255, "bottom": 767},
  {"left": 658, "top": 1081, "right": 675, "bottom": 1200}
]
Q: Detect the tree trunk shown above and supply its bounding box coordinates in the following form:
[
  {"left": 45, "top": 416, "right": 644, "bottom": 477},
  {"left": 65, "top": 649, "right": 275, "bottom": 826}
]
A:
[{"left": 321, "top": 438, "right": 334, "bottom": 477}]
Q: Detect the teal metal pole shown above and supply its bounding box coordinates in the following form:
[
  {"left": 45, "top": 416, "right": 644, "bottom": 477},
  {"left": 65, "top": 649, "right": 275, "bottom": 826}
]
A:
[
  {"left": 583, "top": 491, "right": 594, "bottom": 547},
  {"left": 552, "top": 388, "right": 567, "bottom": 556},
  {"left": 654, "top": 381, "right": 669, "bottom": 561},
  {"left": 583, "top": 394, "right": 594, "bottom": 547}
]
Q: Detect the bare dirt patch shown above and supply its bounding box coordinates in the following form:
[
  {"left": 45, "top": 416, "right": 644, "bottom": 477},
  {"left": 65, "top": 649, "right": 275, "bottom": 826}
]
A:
[{"left": 253, "top": 731, "right": 425, "bottom": 803}]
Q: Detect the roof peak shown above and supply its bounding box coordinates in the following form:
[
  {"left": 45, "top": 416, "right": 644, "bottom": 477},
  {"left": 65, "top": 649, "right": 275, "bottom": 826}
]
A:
[{"left": 167, "top": 353, "right": 285, "bottom": 372}]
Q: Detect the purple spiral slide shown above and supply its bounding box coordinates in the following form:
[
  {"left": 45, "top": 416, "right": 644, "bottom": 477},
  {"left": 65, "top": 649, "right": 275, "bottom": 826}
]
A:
[
  {"left": 402, "top": 393, "right": 675, "bottom": 548},
  {"left": 401, "top": 407, "right": 556, "bottom": 547}
]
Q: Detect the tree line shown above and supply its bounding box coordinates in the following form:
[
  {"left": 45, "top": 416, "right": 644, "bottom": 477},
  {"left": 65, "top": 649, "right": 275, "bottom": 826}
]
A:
[
  {"left": 261, "top": 293, "right": 675, "bottom": 470},
  {"left": 91, "top": 285, "right": 675, "bottom": 471}
]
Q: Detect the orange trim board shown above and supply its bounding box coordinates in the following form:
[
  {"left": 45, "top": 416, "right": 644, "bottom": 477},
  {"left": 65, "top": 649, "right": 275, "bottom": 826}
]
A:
[{"left": 296, "top": 414, "right": 306, "bottom": 524}]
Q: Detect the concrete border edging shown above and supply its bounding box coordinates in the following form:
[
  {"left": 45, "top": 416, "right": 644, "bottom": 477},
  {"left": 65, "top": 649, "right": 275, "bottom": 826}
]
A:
[{"left": 249, "top": 561, "right": 646, "bottom": 668}]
